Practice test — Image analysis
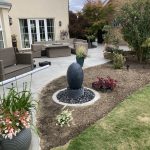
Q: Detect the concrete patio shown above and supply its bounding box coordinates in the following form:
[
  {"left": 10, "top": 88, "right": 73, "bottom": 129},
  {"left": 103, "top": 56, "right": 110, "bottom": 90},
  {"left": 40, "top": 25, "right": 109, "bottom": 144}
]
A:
[{"left": 0, "top": 44, "right": 109, "bottom": 150}]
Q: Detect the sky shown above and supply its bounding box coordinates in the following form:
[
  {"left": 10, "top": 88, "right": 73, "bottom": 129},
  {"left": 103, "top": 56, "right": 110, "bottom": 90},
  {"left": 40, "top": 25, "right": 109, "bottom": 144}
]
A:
[
  {"left": 69, "top": 0, "right": 86, "bottom": 12},
  {"left": 69, "top": 0, "right": 106, "bottom": 12}
]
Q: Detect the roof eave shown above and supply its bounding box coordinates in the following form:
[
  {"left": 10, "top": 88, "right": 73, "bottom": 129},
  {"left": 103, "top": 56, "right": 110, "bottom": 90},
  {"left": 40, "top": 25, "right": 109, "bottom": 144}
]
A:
[{"left": 0, "top": 2, "right": 12, "bottom": 9}]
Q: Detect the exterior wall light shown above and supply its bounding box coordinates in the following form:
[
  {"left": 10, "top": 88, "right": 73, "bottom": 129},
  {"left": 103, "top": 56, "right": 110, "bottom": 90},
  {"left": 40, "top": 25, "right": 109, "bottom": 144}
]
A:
[
  {"left": 59, "top": 21, "right": 62, "bottom": 27},
  {"left": 9, "top": 16, "right": 13, "bottom": 26}
]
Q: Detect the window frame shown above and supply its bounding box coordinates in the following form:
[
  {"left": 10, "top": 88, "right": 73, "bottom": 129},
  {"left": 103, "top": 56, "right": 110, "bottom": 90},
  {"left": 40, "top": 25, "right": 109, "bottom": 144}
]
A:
[{"left": 19, "top": 18, "right": 55, "bottom": 49}]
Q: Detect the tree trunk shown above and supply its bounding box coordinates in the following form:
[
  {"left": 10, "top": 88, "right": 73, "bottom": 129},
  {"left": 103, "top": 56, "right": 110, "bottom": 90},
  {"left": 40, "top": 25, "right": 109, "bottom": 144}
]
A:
[{"left": 139, "top": 48, "right": 143, "bottom": 63}]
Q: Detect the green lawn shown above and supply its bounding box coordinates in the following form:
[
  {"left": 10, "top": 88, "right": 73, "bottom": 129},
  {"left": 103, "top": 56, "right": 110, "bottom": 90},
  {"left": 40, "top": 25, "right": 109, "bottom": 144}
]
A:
[{"left": 54, "top": 85, "right": 150, "bottom": 150}]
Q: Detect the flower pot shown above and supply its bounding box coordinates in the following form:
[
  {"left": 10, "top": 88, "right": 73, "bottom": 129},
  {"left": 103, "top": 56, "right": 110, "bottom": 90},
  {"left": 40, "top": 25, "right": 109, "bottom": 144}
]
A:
[
  {"left": 76, "top": 57, "right": 84, "bottom": 67},
  {"left": 0, "top": 128, "right": 32, "bottom": 150}
]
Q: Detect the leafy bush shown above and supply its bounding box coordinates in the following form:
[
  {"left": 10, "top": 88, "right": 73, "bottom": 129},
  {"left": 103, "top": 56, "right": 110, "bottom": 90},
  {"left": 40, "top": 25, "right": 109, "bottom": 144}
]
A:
[
  {"left": 0, "top": 83, "right": 35, "bottom": 139},
  {"left": 118, "top": 0, "right": 150, "bottom": 63},
  {"left": 142, "top": 38, "right": 150, "bottom": 61},
  {"left": 56, "top": 108, "right": 73, "bottom": 127},
  {"left": 113, "top": 53, "right": 125, "bottom": 69},
  {"left": 92, "top": 76, "right": 117, "bottom": 92},
  {"left": 102, "top": 25, "right": 119, "bottom": 48}
]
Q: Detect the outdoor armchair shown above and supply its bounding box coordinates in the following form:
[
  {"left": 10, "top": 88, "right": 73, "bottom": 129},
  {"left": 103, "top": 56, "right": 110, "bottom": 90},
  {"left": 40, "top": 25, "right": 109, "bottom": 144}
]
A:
[
  {"left": 0, "top": 47, "right": 33, "bottom": 81},
  {"left": 31, "top": 44, "right": 44, "bottom": 58}
]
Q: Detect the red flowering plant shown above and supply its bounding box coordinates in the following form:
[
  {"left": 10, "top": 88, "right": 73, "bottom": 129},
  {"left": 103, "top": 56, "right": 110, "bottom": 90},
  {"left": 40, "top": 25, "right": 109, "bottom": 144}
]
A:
[
  {"left": 92, "top": 76, "right": 117, "bottom": 92},
  {"left": 0, "top": 83, "right": 35, "bottom": 139}
]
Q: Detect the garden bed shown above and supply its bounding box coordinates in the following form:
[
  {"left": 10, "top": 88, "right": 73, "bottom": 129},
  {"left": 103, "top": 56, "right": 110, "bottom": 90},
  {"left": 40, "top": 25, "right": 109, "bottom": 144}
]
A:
[{"left": 37, "top": 62, "right": 150, "bottom": 150}]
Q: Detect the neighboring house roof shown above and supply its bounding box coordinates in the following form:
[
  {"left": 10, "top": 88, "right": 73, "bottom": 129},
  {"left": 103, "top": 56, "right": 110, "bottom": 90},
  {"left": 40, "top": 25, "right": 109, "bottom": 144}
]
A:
[{"left": 0, "top": 0, "right": 12, "bottom": 9}]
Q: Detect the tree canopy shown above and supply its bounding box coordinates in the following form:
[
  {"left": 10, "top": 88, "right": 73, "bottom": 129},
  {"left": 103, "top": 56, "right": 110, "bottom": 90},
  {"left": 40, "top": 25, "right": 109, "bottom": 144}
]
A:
[
  {"left": 69, "top": 0, "right": 114, "bottom": 41},
  {"left": 118, "top": 0, "right": 150, "bottom": 62}
]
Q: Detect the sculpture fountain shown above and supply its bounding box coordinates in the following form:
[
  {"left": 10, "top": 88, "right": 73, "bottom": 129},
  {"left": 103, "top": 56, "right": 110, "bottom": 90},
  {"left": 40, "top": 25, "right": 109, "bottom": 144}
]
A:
[{"left": 52, "top": 63, "right": 100, "bottom": 106}]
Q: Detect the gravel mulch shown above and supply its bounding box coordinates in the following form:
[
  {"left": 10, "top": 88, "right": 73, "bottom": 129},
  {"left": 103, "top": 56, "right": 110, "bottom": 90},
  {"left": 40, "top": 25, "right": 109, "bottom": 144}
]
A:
[{"left": 37, "top": 62, "right": 150, "bottom": 150}]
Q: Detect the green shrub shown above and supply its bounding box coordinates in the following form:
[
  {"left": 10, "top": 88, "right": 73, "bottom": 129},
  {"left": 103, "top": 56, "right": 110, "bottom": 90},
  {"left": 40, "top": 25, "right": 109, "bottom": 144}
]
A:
[
  {"left": 113, "top": 53, "right": 125, "bottom": 69},
  {"left": 118, "top": 0, "right": 150, "bottom": 63},
  {"left": 0, "top": 83, "right": 35, "bottom": 113}
]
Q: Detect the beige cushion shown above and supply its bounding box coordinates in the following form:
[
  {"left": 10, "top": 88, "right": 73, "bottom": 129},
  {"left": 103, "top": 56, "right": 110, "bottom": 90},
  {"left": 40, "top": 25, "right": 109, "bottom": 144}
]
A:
[{"left": 0, "top": 47, "right": 16, "bottom": 67}]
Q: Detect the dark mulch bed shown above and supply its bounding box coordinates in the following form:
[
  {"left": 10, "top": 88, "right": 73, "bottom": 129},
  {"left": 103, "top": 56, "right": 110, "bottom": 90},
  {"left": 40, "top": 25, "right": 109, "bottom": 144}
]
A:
[{"left": 37, "top": 62, "right": 150, "bottom": 150}]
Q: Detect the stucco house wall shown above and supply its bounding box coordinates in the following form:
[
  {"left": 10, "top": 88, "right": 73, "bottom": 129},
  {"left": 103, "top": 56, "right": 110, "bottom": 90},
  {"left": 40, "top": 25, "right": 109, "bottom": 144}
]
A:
[{"left": 9, "top": 0, "right": 69, "bottom": 49}]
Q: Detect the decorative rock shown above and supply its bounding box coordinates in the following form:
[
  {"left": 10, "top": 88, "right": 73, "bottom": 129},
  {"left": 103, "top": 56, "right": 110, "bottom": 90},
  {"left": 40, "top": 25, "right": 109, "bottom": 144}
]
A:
[
  {"left": 67, "top": 63, "right": 84, "bottom": 89},
  {"left": 57, "top": 88, "right": 95, "bottom": 104},
  {"left": 67, "top": 87, "right": 84, "bottom": 99}
]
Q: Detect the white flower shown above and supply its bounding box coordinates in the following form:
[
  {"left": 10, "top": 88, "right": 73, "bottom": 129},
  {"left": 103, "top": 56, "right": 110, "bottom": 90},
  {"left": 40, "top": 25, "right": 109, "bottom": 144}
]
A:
[
  {"left": 7, "top": 133, "right": 13, "bottom": 140},
  {"left": 5, "top": 130, "right": 8, "bottom": 133},
  {"left": 16, "top": 123, "right": 19, "bottom": 126}
]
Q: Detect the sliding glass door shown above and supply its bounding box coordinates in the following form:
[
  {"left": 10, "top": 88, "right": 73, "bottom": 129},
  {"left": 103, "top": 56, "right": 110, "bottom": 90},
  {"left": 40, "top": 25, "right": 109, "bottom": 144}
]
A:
[
  {"left": 39, "top": 20, "right": 46, "bottom": 41},
  {"left": 20, "top": 18, "right": 54, "bottom": 48},
  {"left": 30, "top": 20, "right": 38, "bottom": 44}
]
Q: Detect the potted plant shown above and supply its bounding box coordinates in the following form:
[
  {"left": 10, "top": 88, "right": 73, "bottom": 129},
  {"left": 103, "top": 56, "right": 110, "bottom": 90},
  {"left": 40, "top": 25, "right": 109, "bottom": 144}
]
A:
[
  {"left": 76, "top": 45, "right": 87, "bottom": 67},
  {"left": 0, "top": 83, "right": 36, "bottom": 150}
]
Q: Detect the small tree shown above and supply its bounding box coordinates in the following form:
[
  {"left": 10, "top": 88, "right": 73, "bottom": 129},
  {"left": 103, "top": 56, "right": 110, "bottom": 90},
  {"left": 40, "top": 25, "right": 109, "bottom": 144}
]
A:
[
  {"left": 102, "top": 25, "right": 119, "bottom": 48},
  {"left": 82, "top": 0, "right": 114, "bottom": 42},
  {"left": 69, "top": 11, "right": 89, "bottom": 39},
  {"left": 118, "top": 0, "right": 150, "bottom": 63}
]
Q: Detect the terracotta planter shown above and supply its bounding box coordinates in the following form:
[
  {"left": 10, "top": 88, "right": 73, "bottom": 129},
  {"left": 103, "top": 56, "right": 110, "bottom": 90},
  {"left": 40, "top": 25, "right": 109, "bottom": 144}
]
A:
[
  {"left": 76, "top": 57, "right": 84, "bottom": 67},
  {"left": 0, "top": 128, "right": 32, "bottom": 150}
]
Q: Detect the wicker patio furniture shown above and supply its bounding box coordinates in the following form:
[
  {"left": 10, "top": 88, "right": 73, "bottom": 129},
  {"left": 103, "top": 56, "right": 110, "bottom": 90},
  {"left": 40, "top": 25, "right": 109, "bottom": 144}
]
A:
[
  {"left": 0, "top": 47, "right": 33, "bottom": 81},
  {"left": 45, "top": 44, "right": 71, "bottom": 58},
  {"left": 31, "top": 44, "right": 44, "bottom": 58},
  {"left": 31, "top": 38, "right": 88, "bottom": 58}
]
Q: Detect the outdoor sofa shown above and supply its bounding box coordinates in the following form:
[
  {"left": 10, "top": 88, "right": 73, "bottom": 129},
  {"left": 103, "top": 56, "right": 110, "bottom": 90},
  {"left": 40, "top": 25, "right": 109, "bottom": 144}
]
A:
[{"left": 0, "top": 47, "right": 33, "bottom": 81}]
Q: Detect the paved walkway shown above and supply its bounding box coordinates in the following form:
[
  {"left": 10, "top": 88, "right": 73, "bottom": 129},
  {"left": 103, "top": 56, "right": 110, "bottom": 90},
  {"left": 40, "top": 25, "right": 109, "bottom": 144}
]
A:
[{"left": 0, "top": 44, "right": 109, "bottom": 150}]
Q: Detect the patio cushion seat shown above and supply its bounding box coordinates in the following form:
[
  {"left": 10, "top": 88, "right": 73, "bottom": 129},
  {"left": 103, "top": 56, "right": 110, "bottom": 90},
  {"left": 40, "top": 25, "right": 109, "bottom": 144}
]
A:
[
  {"left": 4, "top": 64, "right": 31, "bottom": 80},
  {"left": 5, "top": 64, "right": 31, "bottom": 74}
]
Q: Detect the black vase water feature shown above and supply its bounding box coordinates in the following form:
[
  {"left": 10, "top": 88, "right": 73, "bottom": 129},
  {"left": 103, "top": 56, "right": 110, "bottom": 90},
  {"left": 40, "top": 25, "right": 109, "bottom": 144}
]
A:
[
  {"left": 53, "top": 62, "right": 99, "bottom": 106},
  {"left": 67, "top": 63, "right": 84, "bottom": 98}
]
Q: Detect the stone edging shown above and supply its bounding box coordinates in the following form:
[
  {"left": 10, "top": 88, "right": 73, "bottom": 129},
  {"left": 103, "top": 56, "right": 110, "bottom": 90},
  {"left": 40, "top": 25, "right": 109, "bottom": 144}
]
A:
[{"left": 52, "top": 87, "right": 100, "bottom": 107}]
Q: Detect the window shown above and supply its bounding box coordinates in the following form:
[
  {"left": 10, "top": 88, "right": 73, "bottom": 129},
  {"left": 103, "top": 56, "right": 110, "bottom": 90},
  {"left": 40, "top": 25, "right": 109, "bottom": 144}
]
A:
[
  {"left": 0, "top": 19, "right": 4, "bottom": 48},
  {"left": 47, "top": 19, "right": 54, "bottom": 40},
  {"left": 30, "top": 20, "right": 37, "bottom": 43},
  {"left": 39, "top": 20, "right": 46, "bottom": 41},
  {"left": 19, "top": 19, "right": 54, "bottom": 48},
  {"left": 20, "top": 19, "right": 30, "bottom": 48},
  {"left": 0, "top": 31, "right": 4, "bottom": 48}
]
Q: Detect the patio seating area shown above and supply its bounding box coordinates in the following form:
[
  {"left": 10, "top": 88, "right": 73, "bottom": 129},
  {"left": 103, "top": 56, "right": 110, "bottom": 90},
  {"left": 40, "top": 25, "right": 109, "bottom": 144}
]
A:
[
  {"left": 0, "top": 39, "right": 89, "bottom": 82},
  {"left": 31, "top": 38, "right": 88, "bottom": 58}
]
